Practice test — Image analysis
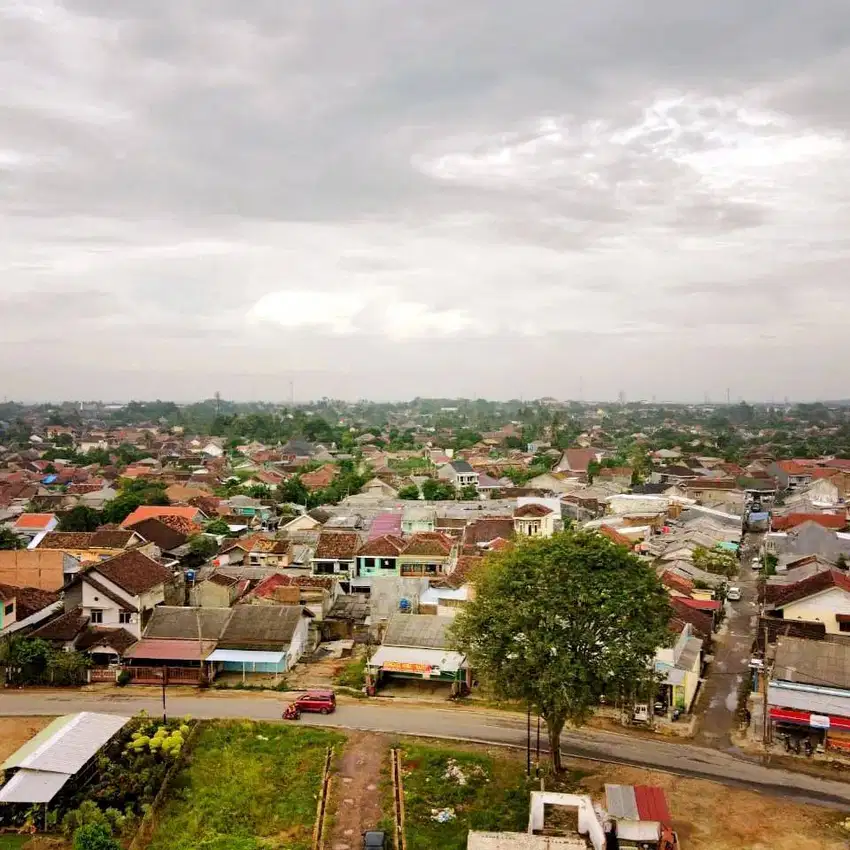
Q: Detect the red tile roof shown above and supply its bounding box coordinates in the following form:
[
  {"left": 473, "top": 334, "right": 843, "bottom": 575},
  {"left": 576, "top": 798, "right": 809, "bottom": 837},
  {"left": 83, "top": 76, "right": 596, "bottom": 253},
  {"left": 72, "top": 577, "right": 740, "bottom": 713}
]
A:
[
  {"left": 678, "top": 597, "right": 722, "bottom": 612},
  {"left": 252, "top": 572, "right": 336, "bottom": 598},
  {"left": 514, "top": 503, "right": 552, "bottom": 518},
  {"left": 562, "top": 448, "right": 597, "bottom": 473},
  {"left": 660, "top": 570, "right": 695, "bottom": 596},
  {"left": 401, "top": 532, "right": 454, "bottom": 557},
  {"left": 771, "top": 569, "right": 850, "bottom": 609},
  {"left": 599, "top": 525, "right": 633, "bottom": 548},
  {"left": 669, "top": 597, "right": 713, "bottom": 639},
  {"left": 825, "top": 459, "right": 850, "bottom": 471},
  {"left": 121, "top": 505, "right": 203, "bottom": 529},
  {"left": 89, "top": 550, "right": 173, "bottom": 596},
  {"left": 357, "top": 534, "right": 406, "bottom": 557},
  {"left": 777, "top": 460, "right": 812, "bottom": 475},
  {"left": 13, "top": 513, "right": 56, "bottom": 530},
  {"left": 771, "top": 513, "right": 846, "bottom": 532},
  {"left": 811, "top": 468, "right": 841, "bottom": 480},
  {"left": 314, "top": 531, "right": 361, "bottom": 560}
]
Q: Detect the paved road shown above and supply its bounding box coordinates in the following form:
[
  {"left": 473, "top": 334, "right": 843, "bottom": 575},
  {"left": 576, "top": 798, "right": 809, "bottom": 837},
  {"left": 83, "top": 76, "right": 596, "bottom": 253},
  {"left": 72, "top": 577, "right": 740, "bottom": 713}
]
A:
[
  {"left": 2, "top": 690, "right": 850, "bottom": 809},
  {"left": 694, "top": 532, "right": 763, "bottom": 749}
]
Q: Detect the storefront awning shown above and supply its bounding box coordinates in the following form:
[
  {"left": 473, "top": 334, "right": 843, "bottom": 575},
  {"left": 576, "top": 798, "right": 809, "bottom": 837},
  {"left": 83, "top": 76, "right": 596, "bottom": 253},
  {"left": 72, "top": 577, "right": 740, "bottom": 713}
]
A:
[
  {"left": 368, "top": 646, "right": 466, "bottom": 674},
  {"left": 206, "top": 649, "right": 286, "bottom": 664},
  {"left": 769, "top": 707, "right": 850, "bottom": 730}
]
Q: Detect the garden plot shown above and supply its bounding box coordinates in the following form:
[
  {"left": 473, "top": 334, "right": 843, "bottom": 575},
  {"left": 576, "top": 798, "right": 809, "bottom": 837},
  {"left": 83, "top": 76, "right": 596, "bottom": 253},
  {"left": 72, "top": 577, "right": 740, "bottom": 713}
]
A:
[{"left": 146, "top": 721, "right": 343, "bottom": 850}]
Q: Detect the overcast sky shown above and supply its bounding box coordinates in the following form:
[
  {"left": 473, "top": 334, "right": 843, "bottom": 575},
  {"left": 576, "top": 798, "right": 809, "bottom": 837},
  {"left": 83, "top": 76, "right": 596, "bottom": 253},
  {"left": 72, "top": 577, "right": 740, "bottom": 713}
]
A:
[{"left": 3, "top": 0, "right": 850, "bottom": 403}]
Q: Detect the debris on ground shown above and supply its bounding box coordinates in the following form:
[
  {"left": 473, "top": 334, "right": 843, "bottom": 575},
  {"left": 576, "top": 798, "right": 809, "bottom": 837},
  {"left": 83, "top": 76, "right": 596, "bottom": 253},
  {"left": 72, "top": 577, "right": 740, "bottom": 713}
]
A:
[
  {"left": 431, "top": 807, "right": 457, "bottom": 822},
  {"left": 444, "top": 758, "right": 487, "bottom": 786}
]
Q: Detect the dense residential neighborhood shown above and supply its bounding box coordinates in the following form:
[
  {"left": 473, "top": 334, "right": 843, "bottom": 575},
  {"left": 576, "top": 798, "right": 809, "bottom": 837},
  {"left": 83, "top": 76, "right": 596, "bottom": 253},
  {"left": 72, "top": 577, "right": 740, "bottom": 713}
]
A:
[{"left": 3, "top": 397, "right": 850, "bottom": 847}]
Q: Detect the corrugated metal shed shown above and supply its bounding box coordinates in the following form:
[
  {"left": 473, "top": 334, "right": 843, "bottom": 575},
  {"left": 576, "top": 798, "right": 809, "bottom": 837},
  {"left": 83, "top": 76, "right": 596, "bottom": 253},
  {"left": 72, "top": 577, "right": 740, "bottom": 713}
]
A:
[
  {"left": 0, "top": 768, "right": 69, "bottom": 803},
  {"left": 206, "top": 649, "right": 286, "bottom": 664},
  {"left": 605, "top": 784, "right": 639, "bottom": 820},
  {"left": 4, "top": 712, "right": 129, "bottom": 774},
  {"left": 1, "top": 715, "right": 76, "bottom": 771},
  {"left": 634, "top": 785, "right": 671, "bottom": 825},
  {"left": 0, "top": 712, "right": 131, "bottom": 805}
]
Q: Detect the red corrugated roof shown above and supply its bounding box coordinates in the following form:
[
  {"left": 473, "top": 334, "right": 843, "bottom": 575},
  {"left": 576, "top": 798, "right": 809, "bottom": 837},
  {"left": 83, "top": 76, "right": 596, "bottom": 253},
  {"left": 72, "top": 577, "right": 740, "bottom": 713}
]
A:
[
  {"left": 123, "top": 638, "right": 216, "bottom": 661},
  {"left": 369, "top": 513, "right": 403, "bottom": 540},
  {"left": 678, "top": 597, "right": 722, "bottom": 611},
  {"left": 634, "top": 785, "right": 671, "bottom": 826}
]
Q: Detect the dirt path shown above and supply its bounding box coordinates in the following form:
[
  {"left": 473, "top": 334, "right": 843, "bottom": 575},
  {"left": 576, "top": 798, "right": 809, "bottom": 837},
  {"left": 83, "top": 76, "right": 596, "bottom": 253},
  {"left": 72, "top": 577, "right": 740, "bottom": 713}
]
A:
[
  {"left": 327, "top": 731, "right": 388, "bottom": 850},
  {"left": 0, "top": 716, "right": 53, "bottom": 762}
]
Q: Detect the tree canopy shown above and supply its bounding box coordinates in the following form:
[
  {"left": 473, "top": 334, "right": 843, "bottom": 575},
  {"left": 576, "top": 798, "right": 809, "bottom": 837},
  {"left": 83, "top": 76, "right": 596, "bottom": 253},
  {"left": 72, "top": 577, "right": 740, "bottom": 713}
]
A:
[
  {"left": 58, "top": 505, "right": 104, "bottom": 532},
  {"left": 0, "top": 527, "right": 25, "bottom": 550},
  {"left": 421, "top": 478, "right": 456, "bottom": 501},
  {"left": 452, "top": 530, "right": 671, "bottom": 770}
]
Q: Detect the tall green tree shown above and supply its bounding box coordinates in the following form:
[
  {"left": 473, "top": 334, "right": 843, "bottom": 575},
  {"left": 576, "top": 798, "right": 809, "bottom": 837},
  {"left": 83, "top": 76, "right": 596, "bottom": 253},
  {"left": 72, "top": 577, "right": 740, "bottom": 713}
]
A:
[
  {"left": 421, "top": 478, "right": 456, "bottom": 501},
  {"left": 452, "top": 531, "right": 671, "bottom": 771},
  {"left": 59, "top": 505, "right": 104, "bottom": 532},
  {"left": 0, "top": 527, "right": 24, "bottom": 550}
]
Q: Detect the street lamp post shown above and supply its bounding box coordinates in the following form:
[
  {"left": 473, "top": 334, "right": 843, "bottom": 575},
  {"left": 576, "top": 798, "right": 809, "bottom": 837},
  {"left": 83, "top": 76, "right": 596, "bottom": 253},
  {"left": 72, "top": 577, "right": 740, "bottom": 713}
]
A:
[{"left": 157, "top": 668, "right": 168, "bottom": 723}]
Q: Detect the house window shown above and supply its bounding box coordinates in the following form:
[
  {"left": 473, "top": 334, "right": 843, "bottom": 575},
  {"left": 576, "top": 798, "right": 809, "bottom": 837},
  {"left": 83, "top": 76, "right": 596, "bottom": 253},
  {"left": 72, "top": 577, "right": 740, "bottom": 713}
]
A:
[
  {"left": 4, "top": 603, "right": 13, "bottom": 616},
  {"left": 363, "top": 558, "right": 375, "bottom": 568},
  {"left": 90, "top": 609, "right": 104, "bottom": 624},
  {"left": 381, "top": 559, "right": 394, "bottom": 569},
  {"left": 840, "top": 620, "right": 850, "bottom": 633},
  {"left": 119, "top": 612, "right": 132, "bottom": 625}
]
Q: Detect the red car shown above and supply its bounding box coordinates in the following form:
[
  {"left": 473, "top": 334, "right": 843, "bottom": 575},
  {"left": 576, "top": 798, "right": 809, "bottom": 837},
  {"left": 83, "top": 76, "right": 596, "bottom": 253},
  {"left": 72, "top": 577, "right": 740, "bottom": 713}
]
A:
[{"left": 294, "top": 690, "right": 336, "bottom": 714}]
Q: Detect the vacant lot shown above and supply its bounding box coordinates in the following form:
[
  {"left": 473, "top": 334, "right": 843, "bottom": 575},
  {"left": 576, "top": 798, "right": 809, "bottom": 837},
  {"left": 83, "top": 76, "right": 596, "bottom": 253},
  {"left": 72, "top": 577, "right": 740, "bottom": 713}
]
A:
[
  {"left": 147, "top": 721, "right": 343, "bottom": 850},
  {"left": 391, "top": 738, "right": 846, "bottom": 850},
  {"left": 0, "top": 717, "right": 54, "bottom": 764},
  {"left": 398, "top": 741, "right": 539, "bottom": 850},
  {"left": 579, "top": 763, "right": 846, "bottom": 850}
]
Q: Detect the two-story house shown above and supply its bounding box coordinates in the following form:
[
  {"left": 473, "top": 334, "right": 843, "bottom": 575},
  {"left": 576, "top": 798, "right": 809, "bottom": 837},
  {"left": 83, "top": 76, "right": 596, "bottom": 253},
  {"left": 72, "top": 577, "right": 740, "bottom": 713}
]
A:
[
  {"left": 513, "top": 503, "right": 556, "bottom": 538},
  {"left": 62, "top": 550, "right": 178, "bottom": 638},
  {"left": 217, "top": 536, "right": 292, "bottom": 569},
  {"left": 311, "top": 531, "right": 361, "bottom": 580},
  {"left": 437, "top": 461, "right": 479, "bottom": 490},
  {"left": 397, "top": 533, "right": 455, "bottom": 578},
  {"left": 354, "top": 534, "right": 406, "bottom": 585}
]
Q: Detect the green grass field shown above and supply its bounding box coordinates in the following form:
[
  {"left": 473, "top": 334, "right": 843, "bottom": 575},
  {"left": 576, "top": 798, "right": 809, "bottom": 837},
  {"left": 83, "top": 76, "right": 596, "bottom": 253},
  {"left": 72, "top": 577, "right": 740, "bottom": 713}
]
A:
[
  {"left": 0, "top": 837, "right": 32, "bottom": 850},
  {"left": 147, "top": 721, "right": 343, "bottom": 850},
  {"left": 399, "top": 742, "right": 536, "bottom": 850}
]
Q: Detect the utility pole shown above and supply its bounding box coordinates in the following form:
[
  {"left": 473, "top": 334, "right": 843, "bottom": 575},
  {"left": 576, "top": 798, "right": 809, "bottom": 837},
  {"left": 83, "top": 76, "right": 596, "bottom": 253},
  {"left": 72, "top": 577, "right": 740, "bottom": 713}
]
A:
[
  {"left": 526, "top": 703, "right": 532, "bottom": 776},
  {"left": 762, "top": 623, "right": 770, "bottom": 749}
]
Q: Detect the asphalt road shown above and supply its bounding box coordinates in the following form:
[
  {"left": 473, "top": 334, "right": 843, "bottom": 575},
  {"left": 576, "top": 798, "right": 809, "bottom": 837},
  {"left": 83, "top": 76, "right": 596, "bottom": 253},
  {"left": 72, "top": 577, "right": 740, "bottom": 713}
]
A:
[
  {"left": 694, "top": 532, "right": 763, "bottom": 749},
  {"left": 2, "top": 690, "right": 850, "bottom": 809}
]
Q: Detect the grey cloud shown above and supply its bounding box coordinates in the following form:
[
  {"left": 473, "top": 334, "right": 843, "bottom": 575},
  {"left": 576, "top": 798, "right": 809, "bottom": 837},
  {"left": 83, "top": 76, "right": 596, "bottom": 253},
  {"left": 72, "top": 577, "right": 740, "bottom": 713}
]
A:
[{"left": 3, "top": 0, "right": 850, "bottom": 401}]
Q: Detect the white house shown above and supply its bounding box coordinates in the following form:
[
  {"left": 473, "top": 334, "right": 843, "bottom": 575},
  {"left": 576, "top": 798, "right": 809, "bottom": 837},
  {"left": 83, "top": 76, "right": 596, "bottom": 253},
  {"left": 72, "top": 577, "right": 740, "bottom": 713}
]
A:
[
  {"left": 768, "top": 569, "right": 850, "bottom": 635},
  {"left": 437, "top": 461, "right": 479, "bottom": 489},
  {"left": 62, "top": 550, "right": 175, "bottom": 638}
]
